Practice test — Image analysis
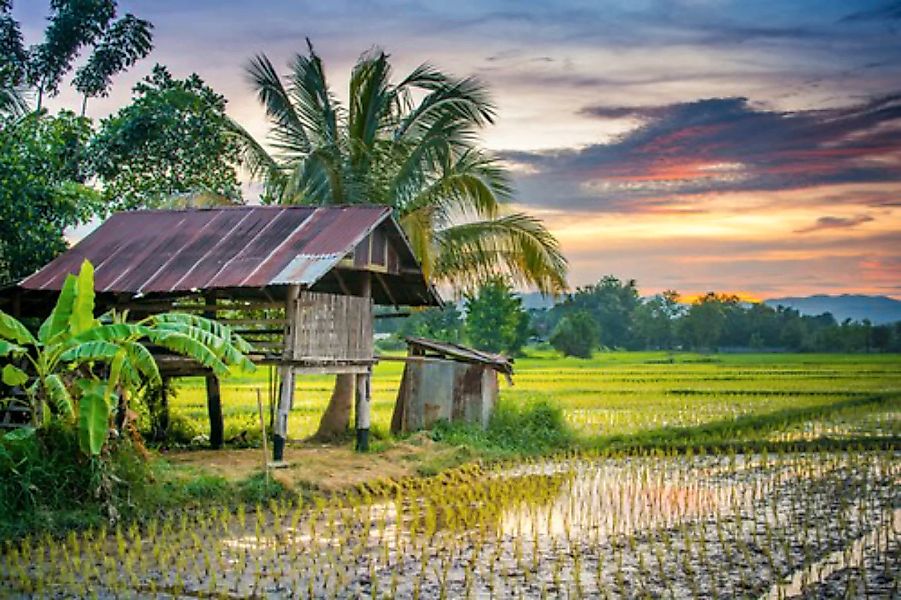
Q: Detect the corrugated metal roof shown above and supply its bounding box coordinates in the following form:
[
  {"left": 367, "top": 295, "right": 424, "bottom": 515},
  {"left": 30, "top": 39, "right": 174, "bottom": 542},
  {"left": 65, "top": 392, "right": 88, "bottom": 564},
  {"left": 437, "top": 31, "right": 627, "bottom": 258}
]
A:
[{"left": 20, "top": 205, "right": 432, "bottom": 300}]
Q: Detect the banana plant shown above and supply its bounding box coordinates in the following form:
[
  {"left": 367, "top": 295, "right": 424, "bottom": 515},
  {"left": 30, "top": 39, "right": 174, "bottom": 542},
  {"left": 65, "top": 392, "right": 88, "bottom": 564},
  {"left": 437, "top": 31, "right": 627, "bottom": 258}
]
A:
[{"left": 0, "top": 259, "right": 255, "bottom": 455}]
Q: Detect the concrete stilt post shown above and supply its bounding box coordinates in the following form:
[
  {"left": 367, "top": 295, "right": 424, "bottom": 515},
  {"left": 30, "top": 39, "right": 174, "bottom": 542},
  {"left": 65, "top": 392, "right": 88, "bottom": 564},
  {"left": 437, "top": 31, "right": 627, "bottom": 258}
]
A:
[
  {"left": 273, "top": 284, "right": 300, "bottom": 462},
  {"left": 356, "top": 273, "right": 372, "bottom": 452},
  {"left": 355, "top": 369, "right": 371, "bottom": 452}
]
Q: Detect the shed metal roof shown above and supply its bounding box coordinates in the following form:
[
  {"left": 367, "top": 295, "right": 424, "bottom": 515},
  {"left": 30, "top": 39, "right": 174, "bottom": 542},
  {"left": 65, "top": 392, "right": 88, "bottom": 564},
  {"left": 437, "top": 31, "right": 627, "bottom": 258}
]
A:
[
  {"left": 19, "top": 205, "right": 439, "bottom": 305},
  {"left": 405, "top": 336, "right": 514, "bottom": 376}
]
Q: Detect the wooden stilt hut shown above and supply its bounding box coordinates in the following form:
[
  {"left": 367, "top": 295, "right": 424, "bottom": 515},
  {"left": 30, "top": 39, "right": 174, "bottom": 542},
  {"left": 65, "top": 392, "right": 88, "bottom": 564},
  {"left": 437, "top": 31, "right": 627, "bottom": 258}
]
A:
[{"left": 2, "top": 205, "right": 440, "bottom": 458}]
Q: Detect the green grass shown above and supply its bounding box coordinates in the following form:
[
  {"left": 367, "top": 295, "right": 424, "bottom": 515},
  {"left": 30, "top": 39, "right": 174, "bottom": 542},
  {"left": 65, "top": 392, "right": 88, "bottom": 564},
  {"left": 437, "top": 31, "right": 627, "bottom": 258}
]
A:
[{"left": 167, "top": 350, "right": 901, "bottom": 450}]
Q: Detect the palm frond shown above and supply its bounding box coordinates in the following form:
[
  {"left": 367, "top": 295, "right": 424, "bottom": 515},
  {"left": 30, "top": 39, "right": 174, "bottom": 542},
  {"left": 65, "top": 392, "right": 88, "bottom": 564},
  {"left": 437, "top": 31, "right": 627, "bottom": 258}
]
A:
[
  {"left": 244, "top": 53, "right": 311, "bottom": 158},
  {"left": 224, "top": 116, "right": 287, "bottom": 198},
  {"left": 283, "top": 145, "right": 346, "bottom": 204},
  {"left": 400, "top": 149, "right": 511, "bottom": 220},
  {"left": 399, "top": 206, "right": 437, "bottom": 277},
  {"left": 394, "top": 62, "right": 450, "bottom": 91},
  {"left": 287, "top": 42, "right": 343, "bottom": 149},
  {"left": 433, "top": 213, "right": 568, "bottom": 295},
  {"left": 395, "top": 74, "right": 496, "bottom": 141},
  {"left": 0, "top": 85, "right": 28, "bottom": 119},
  {"left": 348, "top": 49, "right": 394, "bottom": 157}
]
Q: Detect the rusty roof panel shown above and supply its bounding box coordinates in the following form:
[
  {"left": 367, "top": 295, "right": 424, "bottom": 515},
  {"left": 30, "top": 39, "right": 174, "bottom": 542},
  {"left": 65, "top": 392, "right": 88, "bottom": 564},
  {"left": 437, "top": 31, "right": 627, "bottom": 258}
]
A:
[
  {"left": 405, "top": 336, "right": 514, "bottom": 375},
  {"left": 19, "top": 205, "right": 441, "bottom": 303}
]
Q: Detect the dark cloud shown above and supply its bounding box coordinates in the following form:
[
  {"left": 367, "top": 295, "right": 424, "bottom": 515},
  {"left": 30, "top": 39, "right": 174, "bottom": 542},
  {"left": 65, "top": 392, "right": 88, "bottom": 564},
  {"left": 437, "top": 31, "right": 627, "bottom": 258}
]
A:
[
  {"left": 840, "top": 1, "right": 901, "bottom": 23},
  {"left": 794, "top": 214, "right": 875, "bottom": 233},
  {"left": 505, "top": 94, "right": 901, "bottom": 212}
]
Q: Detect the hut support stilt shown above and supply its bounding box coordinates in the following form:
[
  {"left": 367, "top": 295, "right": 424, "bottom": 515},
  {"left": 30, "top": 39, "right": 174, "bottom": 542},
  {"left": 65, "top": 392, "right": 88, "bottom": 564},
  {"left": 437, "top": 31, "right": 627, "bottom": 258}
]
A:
[
  {"left": 205, "top": 375, "right": 223, "bottom": 449},
  {"left": 156, "top": 376, "right": 170, "bottom": 440},
  {"left": 273, "top": 284, "right": 300, "bottom": 462},
  {"left": 355, "top": 370, "right": 371, "bottom": 452},
  {"left": 273, "top": 367, "right": 293, "bottom": 461}
]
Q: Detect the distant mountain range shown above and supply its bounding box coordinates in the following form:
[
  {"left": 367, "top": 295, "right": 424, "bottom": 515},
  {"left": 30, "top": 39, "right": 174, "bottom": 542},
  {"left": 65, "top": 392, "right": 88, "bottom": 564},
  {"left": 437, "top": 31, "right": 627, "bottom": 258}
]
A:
[
  {"left": 519, "top": 292, "right": 901, "bottom": 325},
  {"left": 764, "top": 295, "right": 901, "bottom": 325}
]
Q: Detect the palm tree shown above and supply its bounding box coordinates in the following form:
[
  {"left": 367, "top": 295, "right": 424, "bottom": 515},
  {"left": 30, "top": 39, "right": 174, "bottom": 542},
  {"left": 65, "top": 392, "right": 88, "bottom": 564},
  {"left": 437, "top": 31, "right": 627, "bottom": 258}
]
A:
[
  {"left": 0, "top": 85, "right": 27, "bottom": 119},
  {"left": 231, "top": 42, "right": 568, "bottom": 439}
]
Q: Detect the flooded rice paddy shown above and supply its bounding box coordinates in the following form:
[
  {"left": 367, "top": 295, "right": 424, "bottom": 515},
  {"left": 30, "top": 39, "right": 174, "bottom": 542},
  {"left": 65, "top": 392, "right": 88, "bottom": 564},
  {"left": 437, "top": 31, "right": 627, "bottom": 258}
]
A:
[{"left": 2, "top": 449, "right": 898, "bottom": 598}]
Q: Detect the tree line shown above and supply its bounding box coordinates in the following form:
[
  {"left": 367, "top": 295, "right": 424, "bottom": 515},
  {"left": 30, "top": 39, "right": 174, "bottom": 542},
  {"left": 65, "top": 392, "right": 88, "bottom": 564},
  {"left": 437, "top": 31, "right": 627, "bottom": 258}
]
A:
[{"left": 380, "top": 275, "right": 901, "bottom": 356}]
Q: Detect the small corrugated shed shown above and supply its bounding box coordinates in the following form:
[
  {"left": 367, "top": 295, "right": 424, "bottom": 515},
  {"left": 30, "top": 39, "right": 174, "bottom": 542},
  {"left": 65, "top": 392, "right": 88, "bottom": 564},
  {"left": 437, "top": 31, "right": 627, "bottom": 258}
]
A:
[
  {"left": 390, "top": 337, "right": 514, "bottom": 434},
  {"left": 12, "top": 205, "right": 439, "bottom": 310}
]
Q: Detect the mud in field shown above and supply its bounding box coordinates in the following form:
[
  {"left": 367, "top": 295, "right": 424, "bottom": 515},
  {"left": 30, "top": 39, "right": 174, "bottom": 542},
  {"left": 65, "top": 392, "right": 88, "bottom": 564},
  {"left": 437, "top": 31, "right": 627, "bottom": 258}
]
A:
[{"left": 2, "top": 451, "right": 898, "bottom": 598}]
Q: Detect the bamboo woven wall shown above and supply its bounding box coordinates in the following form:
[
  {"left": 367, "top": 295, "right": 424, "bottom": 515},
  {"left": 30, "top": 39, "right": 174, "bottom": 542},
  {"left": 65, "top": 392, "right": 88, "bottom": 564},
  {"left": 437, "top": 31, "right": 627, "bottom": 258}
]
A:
[{"left": 287, "top": 291, "right": 373, "bottom": 361}]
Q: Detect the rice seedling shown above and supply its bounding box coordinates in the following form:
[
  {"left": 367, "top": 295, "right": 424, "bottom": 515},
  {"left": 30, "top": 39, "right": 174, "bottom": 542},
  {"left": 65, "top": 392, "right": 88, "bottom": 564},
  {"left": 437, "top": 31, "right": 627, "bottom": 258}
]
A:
[
  {"left": 4, "top": 447, "right": 896, "bottom": 598},
  {"left": 2, "top": 352, "right": 898, "bottom": 597}
]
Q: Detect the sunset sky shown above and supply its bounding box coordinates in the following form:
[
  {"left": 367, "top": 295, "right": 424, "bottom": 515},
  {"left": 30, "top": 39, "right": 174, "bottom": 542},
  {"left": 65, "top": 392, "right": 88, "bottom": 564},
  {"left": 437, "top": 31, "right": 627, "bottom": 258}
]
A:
[{"left": 16, "top": 1, "right": 901, "bottom": 299}]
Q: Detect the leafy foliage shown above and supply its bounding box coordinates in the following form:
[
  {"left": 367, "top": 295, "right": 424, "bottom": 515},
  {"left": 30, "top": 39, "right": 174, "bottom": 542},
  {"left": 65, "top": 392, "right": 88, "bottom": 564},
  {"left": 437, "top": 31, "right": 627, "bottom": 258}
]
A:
[
  {"left": 394, "top": 305, "right": 464, "bottom": 343},
  {"left": 560, "top": 276, "right": 641, "bottom": 349},
  {"left": 630, "top": 290, "right": 683, "bottom": 349},
  {"left": 549, "top": 311, "right": 599, "bottom": 358},
  {"left": 0, "top": 260, "right": 254, "bottom": 455},
  {"left": 0, "top": 1, "right": 27, "bottom": 91},
  {"left": 72, "top": 14, "right": 153, "bottom": 102},
  {"left": 0, "top": 110, "right": 99, "bottom": 283},
  {"left": 464, "top": 277, "right": 530, "bottom": 355},
  {"left": 679, "top": 292, "right": 730, "bottom": 351},
  {"left": 532, "top": 275, "right": 901, "bottom": 352},
  {"left": 90, "top": 65, "right": 242, "bottom": 209},
  {"left": 0, "top": 0, "right": 153, "bottom": 111}
]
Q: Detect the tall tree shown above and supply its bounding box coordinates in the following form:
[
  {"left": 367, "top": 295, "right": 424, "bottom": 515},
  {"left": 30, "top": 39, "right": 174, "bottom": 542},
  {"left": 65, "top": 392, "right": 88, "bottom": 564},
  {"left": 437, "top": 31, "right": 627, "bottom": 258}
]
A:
[
  {"left": 0, "top": 0, "right": 27, "bottom": 90},
  {"left": 233, "top": 43, "right": 568, "bottom": 439},
  {"left": 631, "top": 290, "right": 682, "bottom": 349},
  {"left": 558, "top": 276, "right": 640, "bottom": 349},
  {"left": 0, "top": 111, "right": 99, "bottom": 284},
  {"left": 464, "top": 278, "right": 530, "bottom": 355},
  {"left": 679, "top": 293, "right": 728, "bottom": 351},
  {"left": 90, "top": 65, "right": 243, "bottom": 210},
  {"left": 72, "top": 13, "right": 153, "bottom": 114},
  {"left": 550, "top": 310, "right": 599, "bottom": 358},
  {"left": 2, "top": 1, "right": 152, "bottom": 111}
]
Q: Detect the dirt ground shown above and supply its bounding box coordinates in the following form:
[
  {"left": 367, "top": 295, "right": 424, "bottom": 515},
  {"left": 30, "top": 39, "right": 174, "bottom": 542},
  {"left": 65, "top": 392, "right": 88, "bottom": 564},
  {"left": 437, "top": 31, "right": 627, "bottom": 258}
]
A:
[{"left": 158, "top": 435, "right": 466, "bottom": 493}]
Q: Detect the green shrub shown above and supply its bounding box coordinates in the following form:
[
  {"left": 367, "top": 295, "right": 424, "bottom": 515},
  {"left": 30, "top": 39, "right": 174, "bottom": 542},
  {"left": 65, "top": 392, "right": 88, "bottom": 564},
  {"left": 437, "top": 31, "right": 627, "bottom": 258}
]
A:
[
  {"left": 431, "top": 399, "right": 572, "bottom": 456},
  {"left": 550, "top": 311, "right": 599, "bottom": 358},
  {"left": 0, "top": 423, "right": 152, "bottom": 539}
]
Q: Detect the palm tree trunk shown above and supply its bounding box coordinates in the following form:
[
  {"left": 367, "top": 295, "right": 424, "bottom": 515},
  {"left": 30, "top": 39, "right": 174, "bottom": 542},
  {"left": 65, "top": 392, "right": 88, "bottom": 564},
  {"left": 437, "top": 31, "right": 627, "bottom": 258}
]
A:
[{"left": 311, "top": 374, "right": 355, "bottom": 440}]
